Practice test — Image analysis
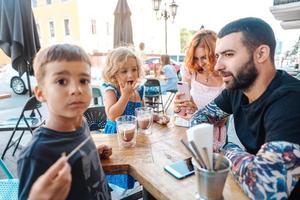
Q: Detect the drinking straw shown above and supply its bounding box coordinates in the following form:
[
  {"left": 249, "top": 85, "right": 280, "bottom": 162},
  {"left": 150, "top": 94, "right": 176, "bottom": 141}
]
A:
[
  {"left": 180, "top": 139, "right": 204, "bottom": 168},
  {"left": 201, "top": 147, "right": 212, "bottom": 171},
  {"left": 189, "top": 141, "right": 207, "bottom": 169},
  {"left": 214, "top": 152, "right": 224, "bottom": 171},
  {"left": 66, "top": 136, "right": 91, "bottom": 160}
]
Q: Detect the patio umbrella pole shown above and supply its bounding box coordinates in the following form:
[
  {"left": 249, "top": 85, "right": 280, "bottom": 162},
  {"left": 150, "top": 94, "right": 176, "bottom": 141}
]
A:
[{"left": 26, "top": 62, "right": 32, "bottom": 97}]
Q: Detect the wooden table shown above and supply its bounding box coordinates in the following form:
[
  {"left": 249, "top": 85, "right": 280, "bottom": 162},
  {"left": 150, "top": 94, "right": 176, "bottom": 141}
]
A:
[
  {"left": 0, "top": 93, "right": 11, "bottom": 99},
  {"left": 92, "top": 123, "right": 249, "bottom": 200}
]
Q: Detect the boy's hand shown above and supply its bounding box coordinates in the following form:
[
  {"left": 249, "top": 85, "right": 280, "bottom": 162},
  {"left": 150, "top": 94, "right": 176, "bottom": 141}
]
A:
[
  {"left": 97, "top": 144, "right": 112, "bottom": 159},
  {"left": 28, "top": 156, "right": 71, "bottom": 200}
]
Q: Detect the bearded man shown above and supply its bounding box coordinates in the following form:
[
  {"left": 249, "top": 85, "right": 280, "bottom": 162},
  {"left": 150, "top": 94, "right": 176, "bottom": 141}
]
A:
[{"left": 190, "top": 17, "right": 300, "bottom": 199}]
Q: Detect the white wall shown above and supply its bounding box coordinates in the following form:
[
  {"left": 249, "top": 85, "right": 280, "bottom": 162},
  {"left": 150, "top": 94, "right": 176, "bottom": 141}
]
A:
[{"left": 76, "top": 0, "right": 181, "bottom": 54}]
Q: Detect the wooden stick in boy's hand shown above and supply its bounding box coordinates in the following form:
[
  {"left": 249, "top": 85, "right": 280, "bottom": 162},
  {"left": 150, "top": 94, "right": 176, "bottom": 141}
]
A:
[{"left": 66, "top": 136, "right": 91, "bottom": 160}]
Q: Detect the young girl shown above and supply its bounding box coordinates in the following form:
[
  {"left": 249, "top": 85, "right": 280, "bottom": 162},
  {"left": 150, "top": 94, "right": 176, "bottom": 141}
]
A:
[{"left": 101, "top": 46, "right": 169, "bottom": 190}]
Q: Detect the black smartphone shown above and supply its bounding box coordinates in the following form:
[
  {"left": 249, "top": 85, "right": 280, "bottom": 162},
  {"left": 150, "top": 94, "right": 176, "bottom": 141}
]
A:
[{"left": 164, "top": 157, "right": 194, "bottom": 179}]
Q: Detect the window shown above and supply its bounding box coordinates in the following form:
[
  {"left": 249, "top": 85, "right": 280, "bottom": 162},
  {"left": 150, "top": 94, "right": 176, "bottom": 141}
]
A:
[
  {"left": 46, "top": 0, "right": 52, "bottom": 5},
  {"left": 49, "top": 21, "right": 55, "bottom": 38},
  {"left": 91, "top": 20, "right": 97, "bottom": 35},
  {"left": 31, "top": 0, "right": 37, "bottom": 7},
  {"left": 64, "top": 19, "right": 70, "bottom": 36}
]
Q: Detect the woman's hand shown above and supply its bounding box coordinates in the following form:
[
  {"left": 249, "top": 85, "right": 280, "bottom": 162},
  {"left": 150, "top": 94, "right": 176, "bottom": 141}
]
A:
[
  {"left": 97, "top": 144, "right": 112, "bottom": 159},
  {"left": 174, "top": 93, "right": 197, "bottom": 116},
  {"left": 28, "top": 156, "right": 72, "bottom": 200}
]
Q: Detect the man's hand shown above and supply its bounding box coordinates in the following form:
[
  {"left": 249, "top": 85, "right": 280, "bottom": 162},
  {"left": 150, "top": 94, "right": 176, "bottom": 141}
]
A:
[
  {"left": 28, "top": 156, "right": 72, "bottom": 200},
  {"left": 97, "top": 144, "right": 112, "bottom": 159}
]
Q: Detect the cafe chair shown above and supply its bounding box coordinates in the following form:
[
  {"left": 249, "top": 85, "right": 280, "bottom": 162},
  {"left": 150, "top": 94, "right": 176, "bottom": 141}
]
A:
[
  {"left": 92, "top": 87, "right": 103, "bottom": 105},
  {"left": 84, "top": 106, "right": 107, "bottom": 132},
  {"left": 164, "top": 89, "right": 177, "bottom": 113},
  {"left": 144, "top": 78, "right": 164, "bottom": 113},
  {"left": 0, "top": 158, "right": 19, "bottom": 200},
  {"left": 0, "top": 96, "right": 43, "bottom": 159}
]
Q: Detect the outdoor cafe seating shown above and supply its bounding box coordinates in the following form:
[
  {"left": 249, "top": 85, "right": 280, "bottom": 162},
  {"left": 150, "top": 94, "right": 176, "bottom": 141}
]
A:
[
  {"left": 144, "top": 78, "right": 164, "bottom": 113},
  {"left": 0, "top": 158, "right": 19, "bottom": 200},
  {"left": 0, "top": 96, "right": 44, "bottom": 159}
]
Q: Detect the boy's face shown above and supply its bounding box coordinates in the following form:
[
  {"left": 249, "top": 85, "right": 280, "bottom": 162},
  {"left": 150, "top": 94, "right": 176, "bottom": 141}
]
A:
[{"left": 35, "top": 61, "right": 92, "bottom": 120}]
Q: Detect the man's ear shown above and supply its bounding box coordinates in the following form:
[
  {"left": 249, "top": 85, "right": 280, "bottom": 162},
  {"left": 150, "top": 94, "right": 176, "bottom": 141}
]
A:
[
  {"left": 255, "top": 45, "right": 270, "bottom": 63},
  {"left": 34, "top": 86, "right": 46, "bottom": 102}
]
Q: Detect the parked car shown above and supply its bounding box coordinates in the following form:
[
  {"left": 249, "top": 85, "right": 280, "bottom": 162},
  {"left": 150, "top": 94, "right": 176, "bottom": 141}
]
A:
[
  {"left": 0, "top": 64, "right": 36, "bottom": 95},
  {"left": 144, "top": 57, "right": 181, "bottom": 73},
  {"left": 170, "top": 54, "right": 185, "bottom": 65},
  {"left": 0, "top": 64, "right": 104, "bottom": 95}
]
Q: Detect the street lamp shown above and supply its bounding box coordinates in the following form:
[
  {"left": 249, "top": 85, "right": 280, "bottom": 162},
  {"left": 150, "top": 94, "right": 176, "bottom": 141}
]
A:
[{"left": 152, "top": 0, "right": 178, "bottom": 54}]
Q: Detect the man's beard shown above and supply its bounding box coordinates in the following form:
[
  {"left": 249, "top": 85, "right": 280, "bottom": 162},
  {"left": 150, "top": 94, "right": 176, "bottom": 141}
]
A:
[{"left": 223, "top": 57, "right": 258, "bottom": 91}]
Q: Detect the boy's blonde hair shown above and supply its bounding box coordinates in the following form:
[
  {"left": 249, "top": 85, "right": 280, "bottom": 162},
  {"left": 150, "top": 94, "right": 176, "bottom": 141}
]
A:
[
  {"left": 102, "top": 47, "right": 143, "bottom": 86},
  {"left": 33, "top": 44, "right": 91, "bottom": 84}
]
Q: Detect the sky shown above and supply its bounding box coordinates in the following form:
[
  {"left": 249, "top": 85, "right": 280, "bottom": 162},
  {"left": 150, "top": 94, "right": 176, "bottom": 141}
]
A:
[
  {"left": 175, "top": 0, "right": 299, "bottom": 52},
  {"left": 127, "top": 0, "right": 299, "bottom": 54}
]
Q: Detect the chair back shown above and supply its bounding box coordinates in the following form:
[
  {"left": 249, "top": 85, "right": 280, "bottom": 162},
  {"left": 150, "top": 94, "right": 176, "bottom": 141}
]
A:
[
  {"left": 84, "top": 106, "right": 107, "bottom": 131},
  {"left": 23, "top": 96, "right": 42, "bottom": 112},
  {"left": 92, "top": 87, "right": 103, "bottom": 105},
  {"left": 0, "top": 96, "right": 44, "bottom": 159},
  {"left": 144, "top": 78, "right": 162, "bottom": 96},
  {"left": 144, "top": 78, "right": 164, "bottom": 113},
  {"left": 144, "top": 78, "right": 161, "bottom": 88}
]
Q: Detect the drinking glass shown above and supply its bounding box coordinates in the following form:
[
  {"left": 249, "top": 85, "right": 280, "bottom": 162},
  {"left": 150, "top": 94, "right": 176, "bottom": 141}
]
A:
[
  {"left": 116, "top": 115, "right": 137, "bottom": 148},
  {"left": 135, "top": 107, "right": 153, "bottom": 135}
]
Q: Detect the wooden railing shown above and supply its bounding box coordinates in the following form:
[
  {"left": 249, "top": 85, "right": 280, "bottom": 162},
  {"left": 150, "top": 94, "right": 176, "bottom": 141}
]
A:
[{"left": 273, "top": 0, "right": 300, "bottom": 5}]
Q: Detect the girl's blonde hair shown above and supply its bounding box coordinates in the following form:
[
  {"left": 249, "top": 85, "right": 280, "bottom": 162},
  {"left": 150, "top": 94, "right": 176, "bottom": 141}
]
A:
[{"left": 102, "top": 47, "right": 143, "bottom": 85}]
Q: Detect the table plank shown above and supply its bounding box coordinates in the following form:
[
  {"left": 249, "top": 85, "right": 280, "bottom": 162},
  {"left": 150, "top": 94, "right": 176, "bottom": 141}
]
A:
[{"left": 93, "top": 123, "right": 249, "bottom": 200}]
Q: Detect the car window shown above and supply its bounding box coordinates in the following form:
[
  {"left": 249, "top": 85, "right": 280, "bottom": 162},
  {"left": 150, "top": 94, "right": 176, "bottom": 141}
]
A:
[
  {"left": 170, "top": 55, "right": 177, "bottom": 62},
  {"left": 179, "top": 55, "right": 185, "bottom": 62}
]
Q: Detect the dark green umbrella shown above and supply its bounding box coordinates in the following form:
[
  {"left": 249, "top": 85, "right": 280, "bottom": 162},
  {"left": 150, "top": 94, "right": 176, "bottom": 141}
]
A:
[{"left": 0, "top": 0, "right": 40, "bottom": 96}]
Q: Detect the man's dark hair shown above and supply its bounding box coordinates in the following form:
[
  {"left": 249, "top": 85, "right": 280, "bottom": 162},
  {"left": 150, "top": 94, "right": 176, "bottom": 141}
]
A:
[{"left": 218, "top": 17, "right": 276, "bottom": 64}]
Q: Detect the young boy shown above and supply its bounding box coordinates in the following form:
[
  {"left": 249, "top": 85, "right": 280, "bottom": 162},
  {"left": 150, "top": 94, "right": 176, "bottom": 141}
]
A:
[{"left": 18, "top": 44, "right": 112, "bottom": 200}]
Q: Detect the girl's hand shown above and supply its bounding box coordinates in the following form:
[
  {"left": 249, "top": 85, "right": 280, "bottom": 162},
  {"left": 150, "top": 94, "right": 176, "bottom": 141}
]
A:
[
  {"left": 119, "top": 80, "right": 138, "bottom": 98},
  {"left": 97, "top": 144, "right": 112, "bottom": 159}
]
